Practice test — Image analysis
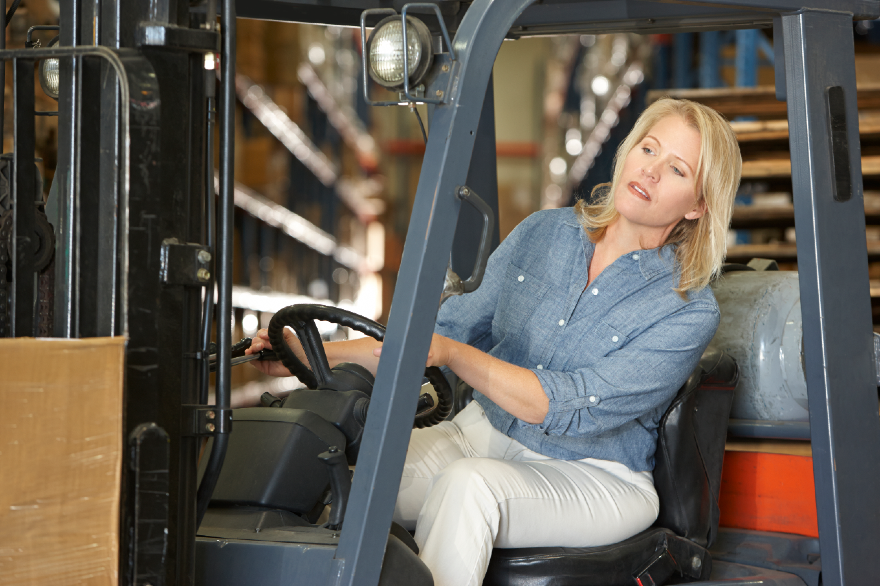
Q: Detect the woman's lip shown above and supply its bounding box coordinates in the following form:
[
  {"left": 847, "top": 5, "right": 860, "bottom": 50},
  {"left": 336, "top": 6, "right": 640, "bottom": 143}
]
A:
[{"left": 629, "top": 182, "right": 651, "bottom": 201}]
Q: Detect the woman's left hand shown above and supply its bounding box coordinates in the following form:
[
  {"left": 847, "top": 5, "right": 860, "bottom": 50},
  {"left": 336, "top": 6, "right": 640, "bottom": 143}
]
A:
[{"left": 372, "top": 333, "right": 457, "bottom": 368}]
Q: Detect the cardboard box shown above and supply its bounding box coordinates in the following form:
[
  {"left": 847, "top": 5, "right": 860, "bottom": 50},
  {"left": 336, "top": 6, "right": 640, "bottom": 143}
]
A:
[{"left": 0, "top": 337, "right": 126, "bottom": 586}]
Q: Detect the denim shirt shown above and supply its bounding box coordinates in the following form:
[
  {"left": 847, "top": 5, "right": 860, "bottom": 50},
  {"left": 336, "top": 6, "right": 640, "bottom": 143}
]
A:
[{"left": 435, "top": 207, "right": 720, "bottom": 471}]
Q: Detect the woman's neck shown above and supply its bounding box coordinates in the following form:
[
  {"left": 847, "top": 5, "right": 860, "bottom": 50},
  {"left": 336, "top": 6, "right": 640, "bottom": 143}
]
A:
[
  {"left": 604, "top": 216, "right": 668, "bottom": 254},
  {"left": 587, "top": 219, "right": 668, "bottom": 287}
]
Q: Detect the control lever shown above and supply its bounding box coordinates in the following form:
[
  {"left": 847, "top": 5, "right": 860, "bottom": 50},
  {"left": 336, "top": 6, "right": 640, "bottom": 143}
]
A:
[
  {"left": 208, "top": 337, "right": 278, "bottom": 372},
  {"left": 441, "top": 185, "right": 495, "bottom": 304},
  {"left": 318, "top": 446, "right": 351, "bottom": 531},
  {"left": 416, "top": 392, "right": 434, "bottom": 414},
  {"left": 260, "top": 392, "right": 283, "bottom": 407}
]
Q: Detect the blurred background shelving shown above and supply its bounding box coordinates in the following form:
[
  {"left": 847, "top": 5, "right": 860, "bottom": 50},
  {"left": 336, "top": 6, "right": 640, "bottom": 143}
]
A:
[
  {"left": 198, "top": 19, "right": 880, "bottom": 399},
  {"left": 13, "top": 2, "right": 880, "bottom": 399}
]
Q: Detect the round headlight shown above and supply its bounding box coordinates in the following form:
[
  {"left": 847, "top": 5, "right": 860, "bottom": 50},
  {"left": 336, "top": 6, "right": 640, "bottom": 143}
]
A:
[
  {"left": 38, "top": 36, "right": 61, "bottom": 101},
  {"left": 367, "top": 15, "right": 433, "bottom": 90},
  {"left": 40, "top": 58, "right": 59, "bottom": 100}
]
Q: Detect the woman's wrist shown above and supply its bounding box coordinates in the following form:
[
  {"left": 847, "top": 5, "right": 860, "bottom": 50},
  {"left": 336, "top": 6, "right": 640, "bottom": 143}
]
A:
[{"left": 444, "top": 337, "right": 462, "bottom": 371}]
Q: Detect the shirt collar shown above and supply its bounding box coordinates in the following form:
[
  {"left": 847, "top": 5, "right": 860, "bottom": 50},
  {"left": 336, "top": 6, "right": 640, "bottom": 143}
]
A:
[
  {"left": 637, "top": 245, "right": 677, "bottom": 281},
  {"left": 568, "top": 214, "right": 676, "bottom": 282}
]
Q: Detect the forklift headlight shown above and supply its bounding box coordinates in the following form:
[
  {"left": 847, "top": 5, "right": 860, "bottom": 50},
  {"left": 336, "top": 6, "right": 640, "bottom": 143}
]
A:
[
  {"left": 366, "top": 15, "right": 433, "bottom": 90},
  {"left": 39, "top": 58, "right": 59, "bottom": 100},
  {"left": 38, "top": 36, "right": 61, "bottom": 101}
]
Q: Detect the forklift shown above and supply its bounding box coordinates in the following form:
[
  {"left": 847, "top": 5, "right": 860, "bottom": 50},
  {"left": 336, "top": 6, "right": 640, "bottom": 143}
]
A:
[{"left": 2, "top": 0, "right": 878, "bottom": 584}]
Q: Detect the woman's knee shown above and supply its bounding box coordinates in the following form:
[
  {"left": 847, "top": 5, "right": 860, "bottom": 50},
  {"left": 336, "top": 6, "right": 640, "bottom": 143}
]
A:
[{"left": 427, "top": 457, "right": 513, "bottom": 503}]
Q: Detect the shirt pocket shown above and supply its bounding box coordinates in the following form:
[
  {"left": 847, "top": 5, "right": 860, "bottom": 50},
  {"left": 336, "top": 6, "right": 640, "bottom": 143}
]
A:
[
  {"left": 583, "top": 320, "right": 629, "bottom": 360},
  {"left": 492, "top": 262, "right": 550, "bottom": 341}
]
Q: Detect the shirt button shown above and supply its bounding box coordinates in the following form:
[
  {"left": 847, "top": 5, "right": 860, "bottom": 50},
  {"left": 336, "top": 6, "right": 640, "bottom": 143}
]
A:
[
  {"left": 612, "top": 335, "right": 619, "bottom": 342},
  {"left": 592, "top": 288, "right": 598, "bottom": 296},
  {"left": 589, "top": 396, "right": 597, "bottom": 403},
  {"left": 632, "top": 254, "right": 639, "bottom": 260},
  {"left": 537, "top": 364, "right": 543, "bottom": 370},
  {"left": 518, "top": 275, "right": 524, "bottom": 282},
  {"left": 558, "top": 319, "right": 565, "bottom": 326}
]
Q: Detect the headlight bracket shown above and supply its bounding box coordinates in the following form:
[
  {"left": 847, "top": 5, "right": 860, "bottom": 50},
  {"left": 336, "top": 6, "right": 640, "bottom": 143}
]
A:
[{"left": 360, "top": 4, "right": 456, "bottom": 107}]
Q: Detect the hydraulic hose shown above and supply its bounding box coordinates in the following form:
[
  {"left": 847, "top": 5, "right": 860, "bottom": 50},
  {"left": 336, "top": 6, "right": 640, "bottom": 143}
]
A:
[
  {"left": 196, "top": 0, "right": 234, "bottom": 528},
  {"left": 199, "top": 103, "right": 215, "bottom": 404}
]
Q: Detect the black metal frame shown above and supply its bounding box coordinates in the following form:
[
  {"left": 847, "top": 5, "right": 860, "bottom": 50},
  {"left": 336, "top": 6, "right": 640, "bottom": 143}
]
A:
[
  {"left": 11, "top": 0, "right": 873, "bottom": 585},
  {"left": 48, "top": 2, "right": 226, "bottom": 584}
]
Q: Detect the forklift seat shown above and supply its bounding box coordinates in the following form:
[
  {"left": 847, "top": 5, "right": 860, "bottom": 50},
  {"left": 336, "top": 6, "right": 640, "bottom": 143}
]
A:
[{"left": 483, "top": 346, "right": 738, "bottom": 586}]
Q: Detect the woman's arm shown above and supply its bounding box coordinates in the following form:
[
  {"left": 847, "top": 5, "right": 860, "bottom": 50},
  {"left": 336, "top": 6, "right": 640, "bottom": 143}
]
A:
[
  {"left": 533, "top": 302, "right": 719, "bottom": 438},
  {"left": 373, "top": 333, "right": 549, "bottom": 424},
  {"left": 247, "top": 328, "right": 549, "bottom": 424},
  {"left": 246, "top": 327, "right": 382, "bottom": 377}
]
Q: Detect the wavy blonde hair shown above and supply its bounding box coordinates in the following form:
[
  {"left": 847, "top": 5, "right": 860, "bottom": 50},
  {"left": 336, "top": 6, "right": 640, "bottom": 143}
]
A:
[{"left": 575, "top": 98, "right": 742, "bottom": 296}]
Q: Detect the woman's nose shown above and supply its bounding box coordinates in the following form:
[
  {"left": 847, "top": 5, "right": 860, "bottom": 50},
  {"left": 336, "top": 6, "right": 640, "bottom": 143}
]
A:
[{"left": 642, "top": 162, "right": 659, "bottom": 181}]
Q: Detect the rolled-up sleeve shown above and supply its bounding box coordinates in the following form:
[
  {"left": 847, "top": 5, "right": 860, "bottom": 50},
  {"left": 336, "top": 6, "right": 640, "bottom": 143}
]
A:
[{"left": 533, "top": 301, "right": 720, "bottom": 437}]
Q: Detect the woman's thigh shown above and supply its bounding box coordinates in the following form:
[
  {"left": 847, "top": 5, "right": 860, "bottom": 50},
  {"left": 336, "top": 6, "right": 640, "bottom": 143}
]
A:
[
  {"left": 421, "top": 456, "right": 660, "bottom": 548},
  {"left": 393, "top": 416, "right": 472, "bottom": 529}
]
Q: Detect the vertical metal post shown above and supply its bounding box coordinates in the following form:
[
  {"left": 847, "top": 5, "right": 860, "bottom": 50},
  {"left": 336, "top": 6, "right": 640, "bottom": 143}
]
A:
[
  {"left": 333, "top": 2, "right": 536, "bottom": 585},
  {"left": 76, "top": 57, "right": 119, "bottom": 338},
  {"left": 780, "top": 10, "right": 880, "bottom": 585},
  {"left": 54, "top": 0, "right": 81, "bottom": 337},
  {"left": 452, "top": 72, "right": 500, "bottom": 276},
  {"left": 12, "top": 58, "right": 35, "bottom": 337},
  {"left": 0, "top": 0, "right": 6, "bottom": 145},
  {"left": 217, "top": 0, "right": 236, "bottom": 406},
  {"left": 196, "top": 0, "right": 235, "bottom": 528}
]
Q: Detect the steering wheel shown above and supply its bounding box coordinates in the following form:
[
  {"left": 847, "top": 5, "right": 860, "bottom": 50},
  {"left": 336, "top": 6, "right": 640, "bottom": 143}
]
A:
[{"left": 267, "top": 304, "right": 453, "bottom": 428}]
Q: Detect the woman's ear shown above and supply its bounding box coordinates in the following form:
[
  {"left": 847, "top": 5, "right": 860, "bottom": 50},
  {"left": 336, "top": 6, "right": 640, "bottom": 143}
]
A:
[{"left": 684, "top": 198, "right": 707, "bottom": 221}]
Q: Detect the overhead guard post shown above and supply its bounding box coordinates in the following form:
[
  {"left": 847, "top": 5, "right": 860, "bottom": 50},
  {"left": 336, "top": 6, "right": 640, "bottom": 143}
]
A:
[{"left": 334, "top": 1, "right": 539, "bottom": 584}]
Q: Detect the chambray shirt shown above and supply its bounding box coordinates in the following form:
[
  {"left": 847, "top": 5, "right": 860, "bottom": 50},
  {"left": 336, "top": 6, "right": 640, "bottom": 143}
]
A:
[{"left": 435, "top": 207, "right": 719, "bottom": 471}]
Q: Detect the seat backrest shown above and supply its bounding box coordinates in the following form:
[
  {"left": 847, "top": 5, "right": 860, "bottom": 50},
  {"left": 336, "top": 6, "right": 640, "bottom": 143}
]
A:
[{"left": 652, "top": 346, "right": 738, "bottom": 549}]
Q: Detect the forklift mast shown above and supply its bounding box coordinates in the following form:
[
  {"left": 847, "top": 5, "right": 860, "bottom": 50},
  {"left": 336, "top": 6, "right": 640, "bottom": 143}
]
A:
[{"left": 10, "top": 0, "right": 878, "bottom": 585}]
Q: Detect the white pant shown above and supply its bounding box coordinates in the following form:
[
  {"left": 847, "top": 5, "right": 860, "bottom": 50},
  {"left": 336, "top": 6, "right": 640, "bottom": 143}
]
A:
[{"left": 393, "top": 402, "right": 660, "bottom": 586}]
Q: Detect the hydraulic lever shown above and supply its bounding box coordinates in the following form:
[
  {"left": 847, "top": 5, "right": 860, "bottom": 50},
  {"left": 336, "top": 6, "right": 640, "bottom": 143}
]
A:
[
  {"left": 208, "top": 337, "right": 277, "bottom": 372},
  {"left": 318, "top": 446, "right": 351, "bottom": 531}
]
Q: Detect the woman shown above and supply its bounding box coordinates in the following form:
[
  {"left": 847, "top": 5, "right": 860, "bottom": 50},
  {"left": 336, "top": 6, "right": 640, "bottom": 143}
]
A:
[{"left": 247, "top": 98, "right": 742, "bottom": 586}]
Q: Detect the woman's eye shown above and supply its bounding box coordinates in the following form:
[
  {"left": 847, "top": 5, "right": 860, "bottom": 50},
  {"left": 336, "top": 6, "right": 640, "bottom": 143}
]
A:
[
  {"left": 673, "top": 166, "right": 684, "bottom": 177},
  {"left": 642, "top": 147, "right": 653, "bottom": 155}
]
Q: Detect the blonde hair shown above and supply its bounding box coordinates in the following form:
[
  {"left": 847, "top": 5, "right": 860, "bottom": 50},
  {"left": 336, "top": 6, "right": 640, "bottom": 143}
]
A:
[{"left": 574, "top": 98, "right": 742, "bottom": 296}]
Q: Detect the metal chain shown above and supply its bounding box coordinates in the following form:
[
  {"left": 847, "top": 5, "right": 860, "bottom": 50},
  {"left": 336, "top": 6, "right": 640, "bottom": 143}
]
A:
[
  {"left": 0, "top": 211, "right": 10, "bottom": 337},
  {"left": 35, "top": 211, "right": 54, "bottom": 337},
  {"left": 37, "top": 255, "right": 53, "bottom": 337}
]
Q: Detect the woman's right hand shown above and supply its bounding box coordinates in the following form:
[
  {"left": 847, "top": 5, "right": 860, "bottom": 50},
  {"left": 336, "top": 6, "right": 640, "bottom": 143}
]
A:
[{"left": 245, "top": 327, "right": 309, "bottom": 378}]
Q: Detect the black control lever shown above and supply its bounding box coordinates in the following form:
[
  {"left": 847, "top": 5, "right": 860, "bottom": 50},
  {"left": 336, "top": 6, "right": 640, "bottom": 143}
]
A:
[
  {"left": 318, "top": 446, "right": 351, "bottom": 531},
  {"left": 208, "top": 337, "right": 278, "bottom": 372},
  {"left": 416, "top": 393, "right": 434, "bottom": 415}
]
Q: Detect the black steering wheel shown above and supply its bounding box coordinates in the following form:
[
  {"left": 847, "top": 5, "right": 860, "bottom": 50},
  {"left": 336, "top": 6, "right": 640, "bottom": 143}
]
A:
[{"left": 267, "top": 304, "right": 453, "bottom": 428}]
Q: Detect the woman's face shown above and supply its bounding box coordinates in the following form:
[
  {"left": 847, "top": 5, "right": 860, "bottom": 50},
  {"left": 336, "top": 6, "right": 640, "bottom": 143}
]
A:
[{"left": 612, "top": 114, "right": 705, "bottom": 245}]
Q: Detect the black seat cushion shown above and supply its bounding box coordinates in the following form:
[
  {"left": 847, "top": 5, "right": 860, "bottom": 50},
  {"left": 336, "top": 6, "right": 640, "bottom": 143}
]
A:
[
  {"left": 483, "top": 347, "right": 738, "bottom": 586},
  {"left": 485, "top": 528, "right": 710, "bottom": 586},
  {"left": 654, "top": 346, "right": 737, "bottom": 548}
]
